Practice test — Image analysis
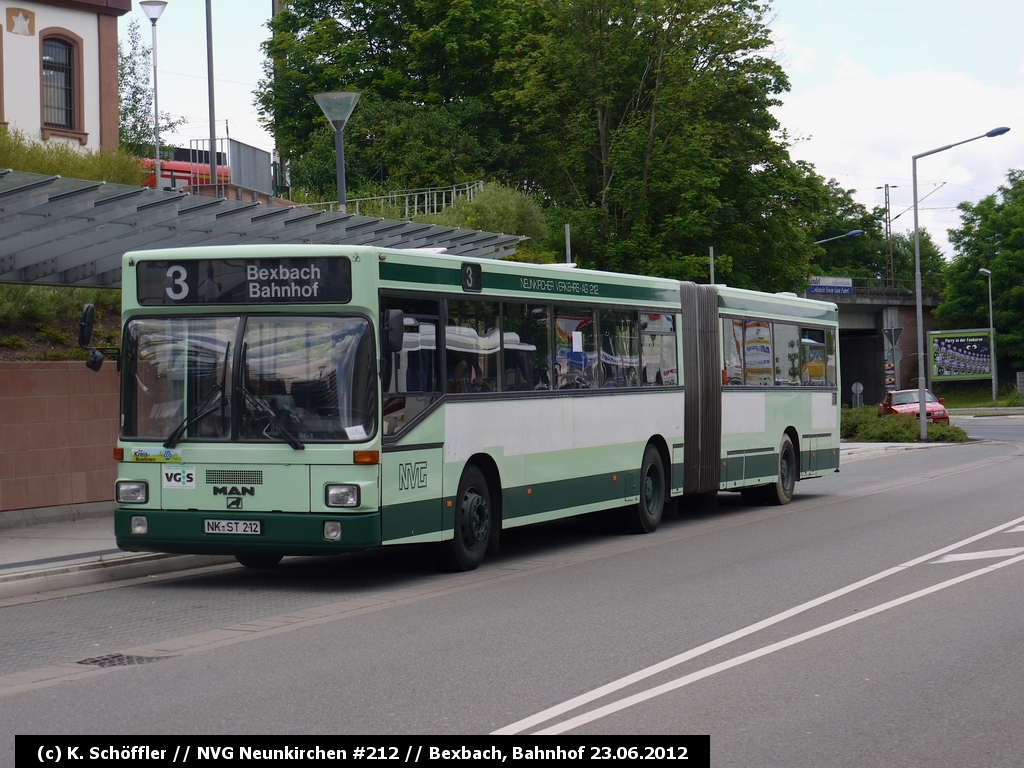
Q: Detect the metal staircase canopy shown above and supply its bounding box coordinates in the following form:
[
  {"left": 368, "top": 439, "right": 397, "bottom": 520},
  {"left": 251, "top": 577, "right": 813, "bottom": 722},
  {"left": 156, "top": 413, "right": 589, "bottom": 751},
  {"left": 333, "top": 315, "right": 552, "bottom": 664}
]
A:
[{"left": 0, "top": 170, "right": 524, "bottom": 287}]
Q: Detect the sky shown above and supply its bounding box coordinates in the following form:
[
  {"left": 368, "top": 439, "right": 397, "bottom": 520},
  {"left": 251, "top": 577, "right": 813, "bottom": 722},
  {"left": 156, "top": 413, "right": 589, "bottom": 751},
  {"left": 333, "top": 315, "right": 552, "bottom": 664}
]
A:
[{"left": 121, "top": 1, "right": 1024, "bottom": 258}]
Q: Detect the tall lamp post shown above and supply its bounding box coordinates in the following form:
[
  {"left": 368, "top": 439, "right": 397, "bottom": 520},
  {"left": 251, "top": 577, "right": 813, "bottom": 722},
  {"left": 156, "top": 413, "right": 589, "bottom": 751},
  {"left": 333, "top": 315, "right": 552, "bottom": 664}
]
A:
[
  {"left": 813, "top": 229, "right": 865, "bottom": 245},
  {"left": 979, "top": 267, "right": 998, "bottom": 406},
  {"left": 913, "top": 126, "right": 1009, "bottom": 439},
  {"left": 139, "top": 1, "right": 167, "bottom": 189},
  {"left": 314, "top": 92, "right": 361, "bottom": 213}
]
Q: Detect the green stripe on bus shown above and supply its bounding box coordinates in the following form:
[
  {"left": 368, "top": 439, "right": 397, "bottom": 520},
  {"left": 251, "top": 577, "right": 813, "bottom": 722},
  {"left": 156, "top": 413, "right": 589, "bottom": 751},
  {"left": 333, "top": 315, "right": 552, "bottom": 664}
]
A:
[
  {"left": 379, "top": 261, "right": 679, "bottom": 304},
  {"left": 503, "top": 471, "right": 635, "bottom": 519},
  {"left": 382, "top": 498, "right": 442, "bottom": 541}
]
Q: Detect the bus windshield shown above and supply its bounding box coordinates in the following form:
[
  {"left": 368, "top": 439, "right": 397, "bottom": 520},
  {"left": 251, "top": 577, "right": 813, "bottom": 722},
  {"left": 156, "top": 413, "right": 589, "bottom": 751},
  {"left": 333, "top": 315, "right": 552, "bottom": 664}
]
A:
[{"left": 123, "top": 315, "right": 378, "bottom": 444}]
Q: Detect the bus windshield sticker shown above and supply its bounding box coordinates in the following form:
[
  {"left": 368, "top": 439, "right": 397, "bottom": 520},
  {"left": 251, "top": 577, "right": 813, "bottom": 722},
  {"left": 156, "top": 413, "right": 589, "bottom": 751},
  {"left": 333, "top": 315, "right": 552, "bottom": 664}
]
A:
[
  {"left": 137, "top": 258, "right": 352, "bottom": 305},
  {"left": 131, "top": 447, "right": 182, "bottom": 463}
]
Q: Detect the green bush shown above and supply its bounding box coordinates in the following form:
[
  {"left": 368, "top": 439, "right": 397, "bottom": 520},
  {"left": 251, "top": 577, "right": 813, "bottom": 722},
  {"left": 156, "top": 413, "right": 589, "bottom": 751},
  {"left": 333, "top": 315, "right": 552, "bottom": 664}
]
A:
[
  {"left": 840, "top": 405, "right": 876, "bottom": 439},
  {"left": 841, "top": 406, "right": 969, "bottom": 443}
]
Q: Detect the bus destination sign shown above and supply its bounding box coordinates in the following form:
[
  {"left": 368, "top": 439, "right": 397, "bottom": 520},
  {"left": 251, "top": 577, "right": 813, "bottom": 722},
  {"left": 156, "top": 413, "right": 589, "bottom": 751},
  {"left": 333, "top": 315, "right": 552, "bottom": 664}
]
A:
[{"left": 137, "top": 258, "right": 352, "bottom": 305}]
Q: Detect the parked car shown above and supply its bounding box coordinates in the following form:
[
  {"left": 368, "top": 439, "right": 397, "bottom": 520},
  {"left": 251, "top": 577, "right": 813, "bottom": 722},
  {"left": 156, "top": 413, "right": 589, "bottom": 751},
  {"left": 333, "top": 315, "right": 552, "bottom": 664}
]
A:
[{"left": 878, "top": 389, "right": 950, "bottom": 424}]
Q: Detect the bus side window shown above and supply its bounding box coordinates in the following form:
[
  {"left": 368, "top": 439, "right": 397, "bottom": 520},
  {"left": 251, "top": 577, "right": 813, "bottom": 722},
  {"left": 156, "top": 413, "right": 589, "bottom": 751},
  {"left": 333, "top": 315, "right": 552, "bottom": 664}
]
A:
[
  {"left": 773, "top": 323, "right": 801, "bottom": 385},
  {"left": 503, "top": 303, "right": 552, "bottom": 391},
  {"left": 826, "top": 328, "right": 838, "bottom": 387},
  {"left": 800, "top": 327, "right": 827, "bottom": 386},
  {"left": 599, "top": 309, "right": 639, "bottom": 387},
  {"left": 640, "top": 312, "right": 676, "bottom": 386},
  {"left": 722, "top": 317, "right": 743, "bottom": 386},
  {"left": 554, "top": 306, "right": 597, "bottom": 389},
  {"left": 446, "top": 300, "right": 500, "bottom": 394},
  {"left": 380, "top": 295, "right": 441, "bottom": 435}
]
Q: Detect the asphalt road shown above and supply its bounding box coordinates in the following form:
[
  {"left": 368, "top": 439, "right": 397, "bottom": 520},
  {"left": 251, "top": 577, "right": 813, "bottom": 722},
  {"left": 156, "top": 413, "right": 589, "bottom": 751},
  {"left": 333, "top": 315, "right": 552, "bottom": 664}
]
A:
[{"left": 3, "top": 437, "right": 1024, "bottom": 767}]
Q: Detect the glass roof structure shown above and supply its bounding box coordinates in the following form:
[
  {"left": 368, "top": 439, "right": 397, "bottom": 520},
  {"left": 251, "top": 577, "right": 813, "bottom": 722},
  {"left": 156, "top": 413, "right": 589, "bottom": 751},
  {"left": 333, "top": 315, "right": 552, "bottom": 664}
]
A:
[{"left": 0, "top": 170, "right": 525, "bottom": 287}]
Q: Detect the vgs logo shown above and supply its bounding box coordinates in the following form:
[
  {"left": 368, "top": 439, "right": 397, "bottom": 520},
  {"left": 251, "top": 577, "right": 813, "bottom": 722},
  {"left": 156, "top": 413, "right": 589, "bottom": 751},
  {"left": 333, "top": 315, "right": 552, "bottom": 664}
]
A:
[
  {"left": 398, "top": 461, "right": 428, "bottom": 490},
  {"left": 162, "top": 465, "right": 196, "bottom": 489}
]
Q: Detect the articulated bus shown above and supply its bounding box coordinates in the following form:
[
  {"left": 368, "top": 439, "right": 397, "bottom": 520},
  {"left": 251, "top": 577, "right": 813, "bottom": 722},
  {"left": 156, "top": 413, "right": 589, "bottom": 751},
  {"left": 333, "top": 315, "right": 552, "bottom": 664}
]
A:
[{"left": 80, "top": 245, "right": 840, "bottom": 571}]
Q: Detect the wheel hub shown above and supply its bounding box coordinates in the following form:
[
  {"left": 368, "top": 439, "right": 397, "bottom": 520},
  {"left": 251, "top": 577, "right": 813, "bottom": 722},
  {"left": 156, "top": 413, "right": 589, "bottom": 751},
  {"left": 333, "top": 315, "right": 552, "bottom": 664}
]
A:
[{"left": 460, "top": 489, "right": 490, "bottom": 545}]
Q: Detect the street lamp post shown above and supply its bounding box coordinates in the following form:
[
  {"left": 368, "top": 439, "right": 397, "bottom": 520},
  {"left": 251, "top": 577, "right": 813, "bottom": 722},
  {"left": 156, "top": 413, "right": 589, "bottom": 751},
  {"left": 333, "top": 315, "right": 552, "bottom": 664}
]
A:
[
  {"left": 913, "top": 126, "right": 1009, "bottom": 439},
  {"left": 979, "top": 267, "right": 998, "bottom": 406},
  {"left": 813, "top": 229, "right": 865, "bottom": 245},
  {"left": 314, "top": 92, "right": 361, "bottom": 213},
  {"left": 139, "top": 1, "right": 167, "bottom": 189}
]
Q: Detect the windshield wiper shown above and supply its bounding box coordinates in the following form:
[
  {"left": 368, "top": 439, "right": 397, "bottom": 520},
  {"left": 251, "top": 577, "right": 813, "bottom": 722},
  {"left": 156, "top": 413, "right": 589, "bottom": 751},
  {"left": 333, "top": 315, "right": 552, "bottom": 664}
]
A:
[
  {"left": 163, "top": 382, "right": 222, "bottom": 449},
  {"left": 243, "top": 389, "right": 305, "bottom": 450},
  {"left": 163, "top": 341, "right": 231, "bottom": 449}
]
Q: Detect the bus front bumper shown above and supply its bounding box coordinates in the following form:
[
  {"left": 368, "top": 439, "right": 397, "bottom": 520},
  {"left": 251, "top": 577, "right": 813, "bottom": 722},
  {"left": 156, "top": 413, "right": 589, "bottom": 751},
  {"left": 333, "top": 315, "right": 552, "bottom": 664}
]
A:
[{"left": 115, "top": 509, "right": 381, "bottom": 557}]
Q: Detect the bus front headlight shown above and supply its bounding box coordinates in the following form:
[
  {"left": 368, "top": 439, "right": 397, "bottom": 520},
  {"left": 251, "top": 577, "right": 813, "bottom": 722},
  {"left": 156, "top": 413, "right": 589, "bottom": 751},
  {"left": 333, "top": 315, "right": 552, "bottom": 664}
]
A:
[
  {"left": 325, "top": 484, "right": 360, "bottom": 508},
  {"left": 116, "top": 481, "right": 149, "bottom": 504}
]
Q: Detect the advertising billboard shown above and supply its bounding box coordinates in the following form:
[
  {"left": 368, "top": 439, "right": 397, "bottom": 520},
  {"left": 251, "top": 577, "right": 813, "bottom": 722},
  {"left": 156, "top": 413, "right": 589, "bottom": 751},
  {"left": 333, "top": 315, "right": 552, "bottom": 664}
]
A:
[{"left": 929, "top": 330, "right": 992, "bottom": 382}]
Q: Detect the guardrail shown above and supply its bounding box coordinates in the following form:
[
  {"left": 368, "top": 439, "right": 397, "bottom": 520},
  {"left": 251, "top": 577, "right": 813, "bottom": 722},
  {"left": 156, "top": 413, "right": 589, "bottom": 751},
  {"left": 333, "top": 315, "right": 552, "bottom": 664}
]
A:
[{"left": 306, "top": 181, "right": 484, "bottom": 218}]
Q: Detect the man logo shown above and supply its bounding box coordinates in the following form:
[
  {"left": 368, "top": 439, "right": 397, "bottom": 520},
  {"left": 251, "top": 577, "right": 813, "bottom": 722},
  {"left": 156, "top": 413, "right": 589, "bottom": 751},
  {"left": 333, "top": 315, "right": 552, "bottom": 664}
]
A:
[
  {"left": 212, "top": 486, "right": 256, "bottom": 496},
  {"left": 226, "top": 497, "right": 242, "bottom": 509},
  {"left": 398, "top": 461, "right": 428, "bottom": 490}
]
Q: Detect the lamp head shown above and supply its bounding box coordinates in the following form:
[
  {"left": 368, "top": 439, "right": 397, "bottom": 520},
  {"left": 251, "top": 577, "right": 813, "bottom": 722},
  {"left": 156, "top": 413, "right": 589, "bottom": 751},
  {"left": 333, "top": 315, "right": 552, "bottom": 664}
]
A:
[
  {"left": 314, "top": 92, "right": 361, "bottom": 131},
  {"left": 139, "top": 1, "right": 168, "bottom": 22},
  {"left": 986, "top": 126, "right": 1010, "bottom": 138},
  {"left": 979, "top": 267, "right": 992, "bottom": 277}
]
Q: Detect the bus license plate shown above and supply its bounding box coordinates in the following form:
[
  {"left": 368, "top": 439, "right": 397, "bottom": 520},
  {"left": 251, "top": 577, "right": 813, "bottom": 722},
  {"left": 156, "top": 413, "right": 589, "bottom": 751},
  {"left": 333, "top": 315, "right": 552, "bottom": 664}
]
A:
[{"left": 204, "top": 519, "right": 261, "bottom": 535}]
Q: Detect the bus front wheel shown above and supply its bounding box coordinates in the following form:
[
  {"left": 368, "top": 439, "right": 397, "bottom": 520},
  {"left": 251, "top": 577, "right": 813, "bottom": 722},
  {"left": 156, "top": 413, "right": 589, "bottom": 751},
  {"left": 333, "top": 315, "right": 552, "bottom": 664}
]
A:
[
  {"left": 627, "top": 445, "right": 665, "bottom": 533},
  {"left": 765, "top": 435, "right": 796, "bottom": 506},
  {"left": 443, "top": 464, "right": 491, "bottom": 571}
]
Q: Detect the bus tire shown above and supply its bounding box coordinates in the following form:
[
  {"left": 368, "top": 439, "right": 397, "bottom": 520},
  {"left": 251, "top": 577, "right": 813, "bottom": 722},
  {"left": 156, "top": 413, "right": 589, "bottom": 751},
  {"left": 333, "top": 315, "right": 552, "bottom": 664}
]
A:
[
  {"left": 443, "top": 464, "right": 491, "bottom": 571},
  {"left": 765, "top": 435, "right": 796, "bottom": 506},
  {"left": 235, "top": 553, "right": 282, "bottom": 569},
  {"left": 627, "top": 445, "right": 665, "bottom": 533}
]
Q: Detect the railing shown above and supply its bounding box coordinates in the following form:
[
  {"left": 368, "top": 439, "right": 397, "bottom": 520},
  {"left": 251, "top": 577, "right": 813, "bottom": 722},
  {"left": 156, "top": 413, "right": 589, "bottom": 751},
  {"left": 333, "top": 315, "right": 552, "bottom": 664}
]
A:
[
  {"left": 851, "top": 277, "right": 943, "bottom": 295},
  {"left": 306, "top": 181, "right": 484, "bottom": 218}
]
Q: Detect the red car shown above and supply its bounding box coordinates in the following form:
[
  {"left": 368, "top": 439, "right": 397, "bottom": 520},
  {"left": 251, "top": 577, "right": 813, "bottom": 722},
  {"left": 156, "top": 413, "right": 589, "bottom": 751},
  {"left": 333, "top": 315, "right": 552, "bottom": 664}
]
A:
[{"left": 878, "top": 389, "right": 950, "bottom": 424}]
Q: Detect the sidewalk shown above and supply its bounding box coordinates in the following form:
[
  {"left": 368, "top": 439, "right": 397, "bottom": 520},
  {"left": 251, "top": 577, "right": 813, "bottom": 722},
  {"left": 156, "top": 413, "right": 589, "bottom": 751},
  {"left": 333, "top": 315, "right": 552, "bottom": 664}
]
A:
[{"left": 0, "top": 440, "right": 956, "bottom": 600}]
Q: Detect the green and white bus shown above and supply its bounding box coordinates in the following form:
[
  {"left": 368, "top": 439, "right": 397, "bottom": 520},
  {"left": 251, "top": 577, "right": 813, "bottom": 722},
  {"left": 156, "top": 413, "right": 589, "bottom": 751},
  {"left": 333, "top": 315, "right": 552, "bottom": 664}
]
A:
[{"left": 80, "top": 244, "right": 840, "bottom": 570}]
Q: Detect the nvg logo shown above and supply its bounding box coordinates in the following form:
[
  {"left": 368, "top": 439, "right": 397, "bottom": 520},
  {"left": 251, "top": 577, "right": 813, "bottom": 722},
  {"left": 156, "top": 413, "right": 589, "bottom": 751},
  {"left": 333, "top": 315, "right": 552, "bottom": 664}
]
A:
[
  {"left": 398, "top": 461, "right": 428, "bottom": 490},
  {"left": 162, "top": 465, "right": 196, "bottom": 489}
]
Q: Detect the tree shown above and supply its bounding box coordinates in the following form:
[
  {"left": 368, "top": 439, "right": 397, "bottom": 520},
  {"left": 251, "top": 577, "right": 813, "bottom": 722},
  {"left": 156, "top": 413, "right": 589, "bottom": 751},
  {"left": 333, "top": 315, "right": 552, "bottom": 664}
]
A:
[
  {"left": 494, "top": 0, "right": 828, "bottom": 291},
  {"left": 256, "top": 0, "right": 516, "bottom": 181},
  {"left": 118, "top": 19, "right": 186, "bottom": 157},
  {"left": 936, "top": 169, "right": 1024, "bottom": 381},
  {"left": 256, "top": 0, "right": 848, "bottom": 293}
]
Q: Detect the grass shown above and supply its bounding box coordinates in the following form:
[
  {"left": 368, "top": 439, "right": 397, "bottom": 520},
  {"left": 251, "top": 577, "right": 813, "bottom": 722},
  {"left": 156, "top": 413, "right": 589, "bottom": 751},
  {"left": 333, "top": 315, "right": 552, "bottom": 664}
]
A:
[
  {"left": 0, "top": 127, "right": 147, "bottom": 186},
  {"left": 841, "top": 405, "right": 969, "bottom": 443},
  {"left": 0, "top": 285, "right": 121, "bottom": 361}
]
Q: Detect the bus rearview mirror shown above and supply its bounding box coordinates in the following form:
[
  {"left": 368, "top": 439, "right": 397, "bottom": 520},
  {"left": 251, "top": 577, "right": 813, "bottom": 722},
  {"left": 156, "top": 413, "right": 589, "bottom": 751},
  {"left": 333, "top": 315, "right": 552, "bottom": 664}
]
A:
[
  {"left": 78, "top": 304, "right": 96, "bottom": 347},
  {"left": 383, "top": 309, "right": 404, "bottom": 354}
]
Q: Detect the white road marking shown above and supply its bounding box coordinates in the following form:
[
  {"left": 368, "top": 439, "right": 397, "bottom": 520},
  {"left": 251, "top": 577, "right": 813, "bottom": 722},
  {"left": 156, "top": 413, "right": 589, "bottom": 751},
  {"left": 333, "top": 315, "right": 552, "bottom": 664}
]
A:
[
  {"left": 536, "top": 550, "right": 1024, "bottom": 734},
  {"left": 1006, "top": 525, "right": 1024, "bottom": 533},
  {"left": 493, "top": 512, "right": 1024, "bottom": 735},
  {"left": 931, "top": 547, "right": 1024, "bottom": 563}
]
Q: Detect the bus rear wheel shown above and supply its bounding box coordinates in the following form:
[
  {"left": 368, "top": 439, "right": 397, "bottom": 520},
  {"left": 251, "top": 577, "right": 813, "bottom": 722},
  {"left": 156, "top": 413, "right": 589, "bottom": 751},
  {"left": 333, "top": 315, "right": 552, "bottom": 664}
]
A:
[
  {"left": 442, "top": 465, "right": 491, "bottom": 571},
  {"left": 764, "top": 435, "right": 796, "bottom": 506},
  {"left": 235, "top": 553, "right": 283, "bottom": 569},
  {"left": 626, "top": 445, "right": 665, "bottom": 534}
]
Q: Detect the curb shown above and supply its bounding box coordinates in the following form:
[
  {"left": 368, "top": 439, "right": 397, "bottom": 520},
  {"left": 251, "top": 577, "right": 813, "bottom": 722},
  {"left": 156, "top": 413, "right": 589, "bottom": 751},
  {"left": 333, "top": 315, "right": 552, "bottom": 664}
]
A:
[
  {"left": 0, "top": 501, "right": 116, "bottom": 531},
  {"left": 0, "top": 552, "right": 235, "bottom": 600}
]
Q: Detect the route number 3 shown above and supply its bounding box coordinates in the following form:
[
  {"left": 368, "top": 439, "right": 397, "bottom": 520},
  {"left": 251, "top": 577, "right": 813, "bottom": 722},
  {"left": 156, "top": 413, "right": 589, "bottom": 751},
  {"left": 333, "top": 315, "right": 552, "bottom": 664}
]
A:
[
  {"left": 165, "top": 265, "right": 189, "bottom": 301},
  {"left": 461, "top": 262, "right": 482, "bottom": 293}
]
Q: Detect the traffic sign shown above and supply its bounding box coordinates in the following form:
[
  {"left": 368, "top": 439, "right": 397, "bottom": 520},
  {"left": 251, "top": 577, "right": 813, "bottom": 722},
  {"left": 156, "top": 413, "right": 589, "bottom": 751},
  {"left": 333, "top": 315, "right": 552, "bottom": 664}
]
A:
[
  {"left": 883, "top": 327, "right": 903, "bottom": 347},
  {"left": 886, "top": 348, "right": 903, "bottom": 364}
]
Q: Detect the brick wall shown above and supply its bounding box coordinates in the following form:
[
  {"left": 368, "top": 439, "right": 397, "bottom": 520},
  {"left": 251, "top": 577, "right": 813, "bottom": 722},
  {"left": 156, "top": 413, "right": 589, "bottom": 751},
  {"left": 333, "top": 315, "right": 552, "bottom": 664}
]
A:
[{"left": 0, "top": 362, "right": 118, "bottom": 513}]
